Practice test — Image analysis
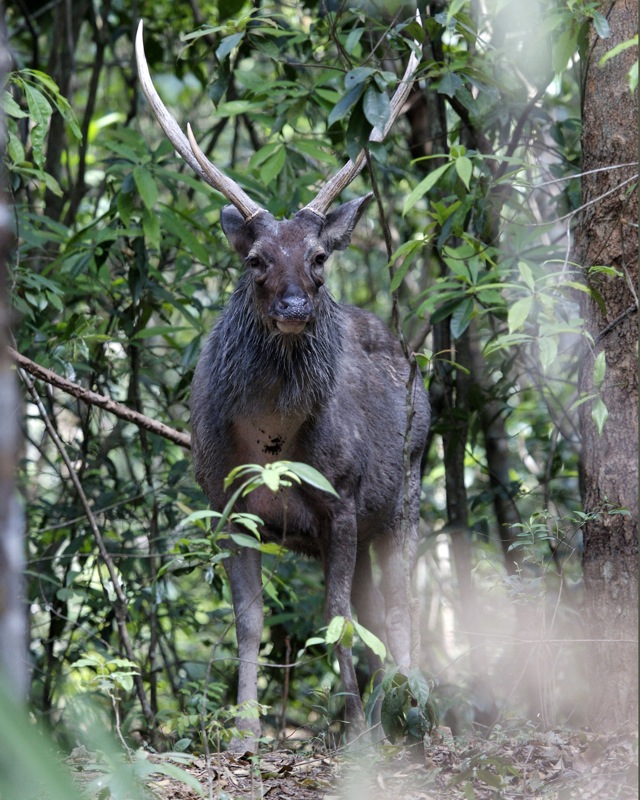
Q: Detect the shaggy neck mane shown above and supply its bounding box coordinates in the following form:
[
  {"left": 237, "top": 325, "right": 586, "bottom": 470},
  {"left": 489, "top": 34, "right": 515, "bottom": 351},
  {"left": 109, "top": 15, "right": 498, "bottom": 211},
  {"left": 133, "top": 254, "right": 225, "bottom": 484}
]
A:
[{"left": 213, "top": 273, "right": 343, "bottom": 418}]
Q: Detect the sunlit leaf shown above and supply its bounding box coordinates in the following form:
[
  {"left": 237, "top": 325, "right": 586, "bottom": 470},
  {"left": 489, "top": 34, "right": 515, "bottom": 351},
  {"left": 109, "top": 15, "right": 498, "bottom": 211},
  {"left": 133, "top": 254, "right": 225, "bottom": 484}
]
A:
[{"left": 508, "top": 295, "right": 533, "bottom": 333}]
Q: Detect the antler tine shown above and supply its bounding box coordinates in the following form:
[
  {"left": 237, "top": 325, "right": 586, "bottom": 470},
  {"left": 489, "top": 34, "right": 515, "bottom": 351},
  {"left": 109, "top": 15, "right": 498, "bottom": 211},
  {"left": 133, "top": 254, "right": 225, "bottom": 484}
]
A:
[
  {"left": 135, "top": 21, "right": 263, "bottom": 222},
  {"left": 305, "top": 15, "right": 422, "bottom": 218}
]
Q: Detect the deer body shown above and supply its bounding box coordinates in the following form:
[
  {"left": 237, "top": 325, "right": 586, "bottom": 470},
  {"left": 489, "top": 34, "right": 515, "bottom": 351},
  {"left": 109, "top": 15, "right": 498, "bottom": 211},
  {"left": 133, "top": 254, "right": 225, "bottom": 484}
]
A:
[
  {"left": 190, "top": 203, "right": 430, "bottom": 743},
  {"left": 135, "top": 20, "right": 427, "bottom": 747}
]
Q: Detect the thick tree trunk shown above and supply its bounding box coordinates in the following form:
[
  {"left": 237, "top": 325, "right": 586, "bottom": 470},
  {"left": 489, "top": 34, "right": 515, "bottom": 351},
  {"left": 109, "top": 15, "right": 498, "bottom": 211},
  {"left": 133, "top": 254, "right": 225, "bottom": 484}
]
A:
[
  {"left": 574, "top": 0, "right": 638, "bottom": 732},
  {"left": 0, "top": 5, "right": 27, "bottom": 697}
]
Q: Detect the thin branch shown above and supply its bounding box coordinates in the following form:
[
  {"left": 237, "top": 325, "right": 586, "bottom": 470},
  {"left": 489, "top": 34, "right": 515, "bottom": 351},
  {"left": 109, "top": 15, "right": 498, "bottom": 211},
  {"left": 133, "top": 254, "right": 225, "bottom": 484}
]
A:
[
  {"left": 17, "top": 367, "right": 155, "bottom": 727},
  {"left": 8, "top": 347, "right": 191, "bottom": 449}
]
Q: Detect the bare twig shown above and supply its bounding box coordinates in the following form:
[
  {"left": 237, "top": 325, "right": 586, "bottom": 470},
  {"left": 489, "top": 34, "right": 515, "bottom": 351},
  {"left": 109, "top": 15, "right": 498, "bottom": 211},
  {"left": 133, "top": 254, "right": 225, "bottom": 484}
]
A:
[{"left": 8, "top": 347, "right": 191, "bottom": 449}]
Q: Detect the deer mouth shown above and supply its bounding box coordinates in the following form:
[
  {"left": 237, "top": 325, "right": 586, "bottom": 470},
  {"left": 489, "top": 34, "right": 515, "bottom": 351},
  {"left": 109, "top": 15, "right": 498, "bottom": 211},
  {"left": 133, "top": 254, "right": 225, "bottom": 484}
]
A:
[{"left": 275, "top": 319, "right": 308, "bottom": 334}]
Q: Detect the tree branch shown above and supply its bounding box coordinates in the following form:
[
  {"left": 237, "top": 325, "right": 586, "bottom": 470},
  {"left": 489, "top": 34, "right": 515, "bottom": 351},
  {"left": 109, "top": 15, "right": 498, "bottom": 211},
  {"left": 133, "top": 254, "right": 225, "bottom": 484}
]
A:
[{"left": 8, "top": 347, "right": 191, "bottom": 449}]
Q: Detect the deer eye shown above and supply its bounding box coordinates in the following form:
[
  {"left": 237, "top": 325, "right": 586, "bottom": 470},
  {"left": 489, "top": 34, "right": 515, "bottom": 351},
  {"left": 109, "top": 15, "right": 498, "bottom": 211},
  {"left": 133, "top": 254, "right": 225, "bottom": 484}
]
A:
[
  {"left": 247, "top": 254, "right": 263, "bottom": 269},
  {"left": 314, "top": 252, "right": 327, "bottom": 268}
]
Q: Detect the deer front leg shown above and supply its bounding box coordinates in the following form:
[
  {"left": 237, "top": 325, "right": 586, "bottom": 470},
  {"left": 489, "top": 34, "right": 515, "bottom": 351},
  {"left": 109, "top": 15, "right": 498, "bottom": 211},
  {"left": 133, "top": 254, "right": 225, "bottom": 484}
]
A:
[
  {"left": 374, "top": 528, "right": 418, "bottom": 670},
  {"left": 224, "top": 545, "right": 263, "bottom": 749},
  {"left": 323, "top": 514, "right": 365, "bottom": 736}
]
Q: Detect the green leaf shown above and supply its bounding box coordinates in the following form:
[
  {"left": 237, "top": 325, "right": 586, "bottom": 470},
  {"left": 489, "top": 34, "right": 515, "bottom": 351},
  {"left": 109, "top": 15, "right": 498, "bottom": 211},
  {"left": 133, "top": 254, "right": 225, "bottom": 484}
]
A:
[
  {"left": 23, "top": 83, "right": 52, "bottom": 169},
  {"left": 407, "top": 670, "right": 431, "bottom": 707},
  {"left": 508, "top": 295, "right": 533, "bottom": 333},
  {"left": 403, "top": 162, "right": 452, "bottom": 214},
  {"left": 178, "top": 509, "right": 221, "bottom": 528},
  {"left": 259, "top": 144, "right": 286, "bottom": 185},
  {"left": 1, "top": 93, "right": 28, "bottom": 118},
  {"left": 450, "top": 297, "right": 474, "bottom": 339},
  {"left": 262, "top": 467, "right": 282, "bottom": 492},
  {"left": 592, "top": 11, "right": 611, "bottom": 40},
  {"left": 133, "top": 165, "right": 158, "bottom": 210},
  {"left": 599, "top": 34, "right": 637, "bottom": 65},
  {"left": 363, "top": 85, "right": 390, "bottom": 131},
  {"left": 228, "top": 532, "right": 262, "bottom": 550},
  {"left": 538, "top": 336, "right": 557, "bottom": 373},
  {"left": 593, "top": 350, "right": 606, "bottom": 387},
  {"left": 436, "top": 72, "right": 464, "bottom": 98},
  {"left": 380, "top": 686, "right": 406, "bottom": 744},
  {"left": 216, "top": 32, "right": 244, "bottom": 61},
  {"left": 552, "top": 28, "right": 578, "bottom": 74},
  {"left": 591, "top": 397, "right": 609, "bottom": 435},
  {"left": 327, "top": 83, "right": 364, "bottom": 127},
  {"left": 517, "top": 261, "right": 535, "bottom": 292},
  {"left": 353, "top": 620, "right": 386, "bottom": 660},
  {"left": 345, "top": 28, "right": 365, "bottom": 54},
  {"left": 286, "top": 462, "right": 339, "bottom": 497},
  {"left": 455, "top": 155, "right": 473, "bottom": 189},
  {"left": 344, "top": 66, "right": 375, "bottom": 89},
  {"left": 142, "top": 206, "right": 160, "bottom": 250},
  {"left": 325, "top": 615, "right": 347, "bottom": 645}
]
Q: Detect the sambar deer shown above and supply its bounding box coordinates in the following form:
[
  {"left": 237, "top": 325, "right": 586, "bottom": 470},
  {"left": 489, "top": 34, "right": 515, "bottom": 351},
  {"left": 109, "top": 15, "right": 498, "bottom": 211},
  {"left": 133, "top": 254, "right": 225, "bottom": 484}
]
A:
[{"left": 136, "top": 20, "right": 429, "bottom": 748}]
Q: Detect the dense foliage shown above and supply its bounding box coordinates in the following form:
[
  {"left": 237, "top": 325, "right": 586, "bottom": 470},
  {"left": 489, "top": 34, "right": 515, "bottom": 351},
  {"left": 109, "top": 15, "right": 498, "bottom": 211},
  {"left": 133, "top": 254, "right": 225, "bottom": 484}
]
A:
[{"left": 4, "top": 0, "right": 637, "bottom": 756}]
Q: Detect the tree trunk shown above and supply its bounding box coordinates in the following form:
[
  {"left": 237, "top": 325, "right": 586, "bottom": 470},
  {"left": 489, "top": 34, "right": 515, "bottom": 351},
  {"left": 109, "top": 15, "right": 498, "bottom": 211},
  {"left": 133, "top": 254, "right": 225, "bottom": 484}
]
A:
[
  {"left": 0, "top": 4, "right": 27, "bottom": 698},
  {"left": 574, "top": 0, "right": 638, "bottom": 732}
]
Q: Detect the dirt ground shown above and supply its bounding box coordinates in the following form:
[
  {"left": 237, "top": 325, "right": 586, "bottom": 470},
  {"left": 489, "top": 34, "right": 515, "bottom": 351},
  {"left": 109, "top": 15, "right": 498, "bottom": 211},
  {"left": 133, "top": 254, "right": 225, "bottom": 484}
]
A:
[{"left": 69, "top": 727, "right": 637, "bottom": 800}]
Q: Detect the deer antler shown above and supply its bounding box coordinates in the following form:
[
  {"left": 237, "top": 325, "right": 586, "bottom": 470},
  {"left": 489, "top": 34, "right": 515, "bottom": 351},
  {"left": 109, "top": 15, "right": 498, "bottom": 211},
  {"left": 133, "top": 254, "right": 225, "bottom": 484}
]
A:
[
  {"left": 135, "top": 21, "right": 264, "bottom": 222},
  {"left": 304, "top": 15, "right": 423, "bottom": 218}
]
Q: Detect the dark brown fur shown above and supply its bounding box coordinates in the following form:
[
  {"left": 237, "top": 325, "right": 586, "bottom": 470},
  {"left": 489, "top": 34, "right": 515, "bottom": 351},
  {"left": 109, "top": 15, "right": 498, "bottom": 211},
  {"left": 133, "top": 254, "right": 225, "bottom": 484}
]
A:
[{"left": 191, "top": 198, "right": 430, "bottom": 746}]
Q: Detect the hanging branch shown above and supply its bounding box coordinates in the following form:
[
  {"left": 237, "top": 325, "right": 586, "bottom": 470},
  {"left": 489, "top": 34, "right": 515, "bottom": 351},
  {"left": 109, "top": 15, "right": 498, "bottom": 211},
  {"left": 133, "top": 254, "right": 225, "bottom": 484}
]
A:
[{"left": 8, "top": 347, "right": 191, "bottom": 449}]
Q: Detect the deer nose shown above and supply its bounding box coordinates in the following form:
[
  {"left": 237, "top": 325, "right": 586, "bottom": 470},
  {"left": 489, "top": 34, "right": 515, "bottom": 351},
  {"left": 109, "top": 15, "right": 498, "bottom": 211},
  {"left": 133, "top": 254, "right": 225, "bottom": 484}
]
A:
[{"left": 270, "top": 289, "right": 313, "bottom": 322}]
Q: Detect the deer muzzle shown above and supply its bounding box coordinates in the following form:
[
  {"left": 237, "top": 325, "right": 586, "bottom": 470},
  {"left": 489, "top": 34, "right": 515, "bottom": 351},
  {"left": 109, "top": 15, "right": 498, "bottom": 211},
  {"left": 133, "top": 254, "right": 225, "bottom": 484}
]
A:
[{"left": 270, "top": 291, "right": 314, "bottom": 334}]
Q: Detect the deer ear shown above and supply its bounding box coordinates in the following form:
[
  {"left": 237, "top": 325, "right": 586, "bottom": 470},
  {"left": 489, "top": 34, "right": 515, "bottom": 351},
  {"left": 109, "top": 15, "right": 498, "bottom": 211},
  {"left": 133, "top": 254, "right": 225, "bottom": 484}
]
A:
[
  {"left": 320, "top": 194, "right": 373, "bottom": 252},
  {"left": 221, "top": 205, "right": 252, "bottom": 257}
]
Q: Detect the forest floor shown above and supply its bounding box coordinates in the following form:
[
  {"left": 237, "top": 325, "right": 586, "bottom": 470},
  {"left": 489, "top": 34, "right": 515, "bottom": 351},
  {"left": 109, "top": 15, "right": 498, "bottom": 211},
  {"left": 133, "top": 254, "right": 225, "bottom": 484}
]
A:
[{"left": 68, "top": 726, "right": 638, "bottom": 800}]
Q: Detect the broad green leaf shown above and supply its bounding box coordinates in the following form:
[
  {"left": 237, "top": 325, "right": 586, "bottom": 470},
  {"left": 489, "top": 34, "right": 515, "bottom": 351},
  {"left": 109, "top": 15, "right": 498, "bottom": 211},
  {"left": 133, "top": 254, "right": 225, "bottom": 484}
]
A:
[
  {"left": 344, "top": 66, "right": 375, "bottom": 89},
  {"left": 353, "top": 620, "right": 386, "bottom": 660},
  {"left": 517, "top": 261, "right": 535, "bottom": 292},
  {"left": 552, "top": 28, "right": 577, "bottom": 74},
  {"left": 23, "top": 82, "right": 52, "bottom": 169},
  {"left": 592, "top": 398, "right": 608, "bottom": 434},
  {"left": 403, "top": 162, "right": 452, "bottom": 214},
  {"left": 327, "top": 83, "right": 364, "bottom": 127},
  {"left": 249, "top": 140, "right": 285, "bottom": 169},
  {"left": 538, "top": 336, "right": 557, "bottom": 373},
  {"left": 142, "top": 206, "right": 160, "bottom": 250},
  {"left": 262, "top": 467, "right": 282, "bottom": 492},
  {"left": 259, "top": 144, "right": 286, "bottom": 184},
  {"left": 228, "top": 532, "right": 262, "bottom": 550},
  {"left": 407, "top": 669, "right": 431, "bottom": 707},
  {"left": 363, "top": 85, "right": 390, "bottom": 130},
  {"left": 436, "top": 72, "right": 463, "bottom": 98},
  {"left": 133, "top": 165, "right": 158, "bottom": 210},
  {"left": 593, "top": 350, "right": 606, "bottom": 387},
  {"left": 216, "top": 32, "right": 244, "bottom": 61},
  {"left": 178, "top": 509, "right": 221, "bottom": 528},
  {"left": 455, "top": 155, "right": 473, "bottom": 189},
  {"left": 216, "top": 99, "right": 258, "bottom": 117},
  {"left": 292, "top": 139, "right": 338, "bottom": 164},
  {"left": 380, "top": 686, "right": 405, "bottom": 744},
  {"left": 345, "top": 27, "right": 365, "bottom": 54},
  {"left": 325, "top": 615, "right": 347, "bottom": 645},
  {"left": 286, "top": 462, "right": 339, "bottom": 497},
  {"left": 1, "top": 93, "right": 28, "bottom": 118},
  {"left": 508, "top": 295, "right": 533, "bottom": 333},
  {"left": 450, "top": 297, "right": 474, "bottom": 339},
  {"left": 592, "top": 11, "right": 611, "bottom": 40}
]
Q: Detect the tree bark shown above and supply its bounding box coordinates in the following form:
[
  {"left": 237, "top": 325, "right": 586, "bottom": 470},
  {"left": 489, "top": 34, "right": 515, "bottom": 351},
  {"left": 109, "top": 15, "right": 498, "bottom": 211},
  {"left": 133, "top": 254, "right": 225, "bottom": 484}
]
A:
[
  {"left": 0, "top": 4, "right": 28, "bottom": 698},
  {"left": 574, "top": 0, "right": 638, "bottom": 732}
]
